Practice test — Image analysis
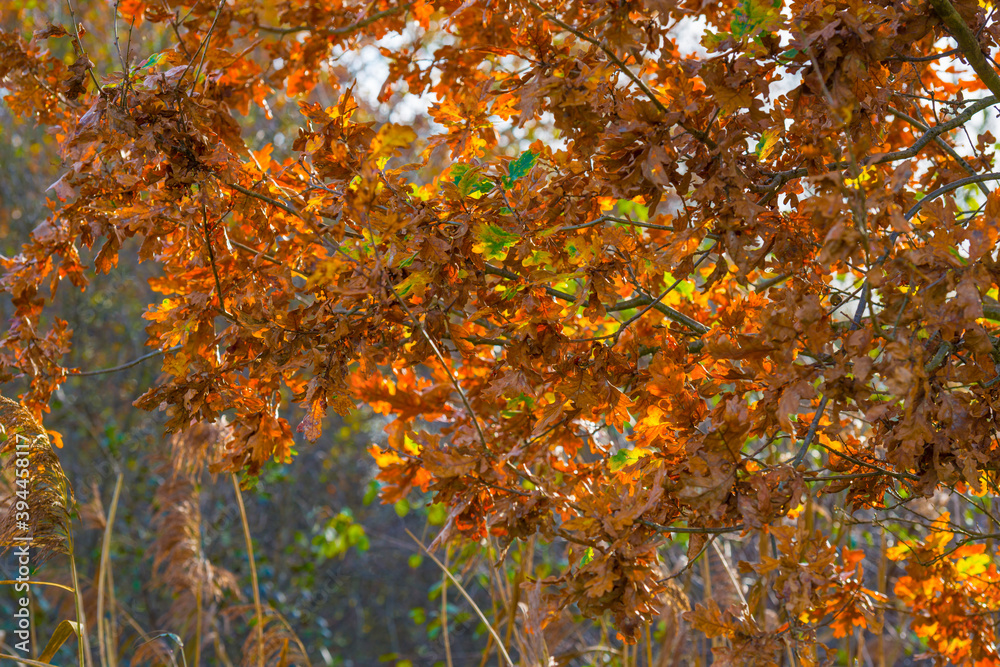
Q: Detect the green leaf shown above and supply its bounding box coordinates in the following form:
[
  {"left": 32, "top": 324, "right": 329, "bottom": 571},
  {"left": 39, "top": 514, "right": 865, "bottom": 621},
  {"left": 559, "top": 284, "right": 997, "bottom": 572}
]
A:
[
  {"left": 503, "top": 150, "right": 537, "bottom": 188},
  {"left": 617, "top": 198, "right": 649, "bottom": 221},
  {"left": 778, "top": 48, "right": 799, "bottom": 64},
  {"left": 608, "top": 449, "right": 630, "bottom": 472},
  {"left": 427, "top": 502, "right": 447, "bottom": 526},
  {"left": 731, "top": 0, "right": 781, "bottom": 41},
  {"left": 395, "top": 499, "right": 410, "bottom": 517},
  {"left": 363, "top": 479, "right": 379, "bottom": 506},
  {"left": 755, "top": 129, "right": 780, "bottom": 161},
  {"left": 451, "top": 164, "right": 493, "bottom": 198},
  {"left": 701, "top": 31, "right": 732, "bottom": 51},
  {"left": 134, "top": 52, "right": 166, "bottom": 72},
  {"left": 472, "top": 223, "right": 521, "bottom": 261},
  {"left": 580, "top": 546, "right": 594, "bottom": 566},
  {"left": 608, "top": 448, "right": 647, "bottom": 472},
  {"left": 394, "top": 270, "right": 431, "bottom": 297}
]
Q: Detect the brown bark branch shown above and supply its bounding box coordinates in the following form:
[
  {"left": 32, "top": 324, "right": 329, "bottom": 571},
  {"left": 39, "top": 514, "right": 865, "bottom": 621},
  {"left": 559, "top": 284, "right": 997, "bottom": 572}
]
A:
[
  {"left": 888, "top": 106, "right": 990, "bottom": 195},
  {"left": 905, "top": 171, "right": 1000, "bottom": 220},
  {"left": 71, "top": 345, "right": 182, "bottom": 377},
  {"left": 928, "top": 0, "right": 1000, "bottom": 98},
  {"left": 483, "top": 264, "right": 710, "bottom": 334},
  {"left": 764, "top": 94, "right": 997, "bottom": 186}
]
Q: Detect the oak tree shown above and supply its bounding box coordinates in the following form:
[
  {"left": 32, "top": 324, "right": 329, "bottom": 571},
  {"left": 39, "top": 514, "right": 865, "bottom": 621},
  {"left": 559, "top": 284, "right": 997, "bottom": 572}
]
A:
[{"left": 4, "top": 0, "right": 1000, "bottom": 663}]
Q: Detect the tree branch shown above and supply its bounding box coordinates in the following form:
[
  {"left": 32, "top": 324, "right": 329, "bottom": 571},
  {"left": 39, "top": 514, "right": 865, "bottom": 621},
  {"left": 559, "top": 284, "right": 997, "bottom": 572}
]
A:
[
  {"left": 527, "top": 1, "right": 715, "bottom": 148},
  {"left": 928, "top": 0, "right": 1000, "bottom": 98},
  {"left": 483, "top": 264, "right": 710, "bottom": 334},
  {"left": 763, "top": 95, "right": 998, "bottom": 186},
  {"left": 791, "top": 395, "right": 830, "bottom": 468},
  {"left": 176, "top": 0, "right": 227, "bottom": 91},
  {"left": 71, "top": 346, "right": 182, "bottom": 377},
  {"left": 888, "top": 106, "right": 990, "bottom": 195},
  {"left": 888, "top": 47, "right": 960, "bottom": 63},
  {"left": 557, "top": 215, "right": 675, "bottom": 233},
  {"left": 202, "top": 200, "right": 235, "bottom": 321},
  {"left": 65, "top": 0, "right": 102, "bottom": 93},
  {"left": 905, "top": 172, "right": 1000, "bottom": 220},
  {"left": 639, "top": 518, "right": 746, "bottom": 535},
  {"left": 578, "top": 242, "right": 717, "bottom": 343}
]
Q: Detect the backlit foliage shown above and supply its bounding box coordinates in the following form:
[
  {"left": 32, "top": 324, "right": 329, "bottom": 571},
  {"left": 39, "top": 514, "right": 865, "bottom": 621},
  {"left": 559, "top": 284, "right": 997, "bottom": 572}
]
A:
[{"left": 3, "top": 0, "right": 1000, "bottom": 663}]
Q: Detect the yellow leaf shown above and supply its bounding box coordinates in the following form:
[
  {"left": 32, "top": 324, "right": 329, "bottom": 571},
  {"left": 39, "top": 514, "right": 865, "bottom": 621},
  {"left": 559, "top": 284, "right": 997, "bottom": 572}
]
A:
[{"left": 371, "top": 123, "right": 417, "bottom": 158}]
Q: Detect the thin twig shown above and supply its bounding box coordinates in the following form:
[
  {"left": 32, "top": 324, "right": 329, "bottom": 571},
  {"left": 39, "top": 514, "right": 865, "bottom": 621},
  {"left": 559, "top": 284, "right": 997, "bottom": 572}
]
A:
[
  {"left": 406, "top": 529, "right": 515, "bottom": 667},
  {"left": 229, "top": 239, "right": 281, "bottom": 265},
  {"left": 66, "top": 0, "right": 102, "bottom": 93},
  {"left": 762, "top": 95, "right": 997, "bottom": 186},
  {"left": 791, "top": 396, "right": 830, "bottom": 468},
  {"left": 203, "top": 199, "right": 235, "bottom": 320},
  {"left": 929, "top": 0, "right": 1000, "bottom": 98},
  {"left": 527, "top": 1, "right": 714, "bottom": 148},
  {"left": 575, "top": 242, "right": 716, "bottom": 343},
  {"left": 389, "top": 281, "right": 492, "bottom": 454},
  {"left": 365, "top": 216, "right": 493, "bottom": 456},
  {"left": 96, "top": 472, "right": 124, "bottom": 667},
  {"left": 904, "top": 172, "right": 1000, "bottom": 220},
  {"left": 223, "top": 177, "right": 367, "bottom": 277},
  {"left": 557, "top": 215, "right": 675, "bottom": 233},
  {"left": 754, "top": 273, "right": 790, "bottom": 291},
  {"left": 888, "top": 47, "right": 960, "bottom": 63},
  {"left": 613, "top": 243, "right": 715, "bottom": 342},
  {"left": 113, "top": 0, "right": 126, "bottom": 78},
  {"left": 441, "top": 548, "right": 454, "bottom": 667},
  {"left": 639, "top": 519, "right": 746, "bottom": 535},
  {"left": 169, "top": 7, "right": 193, "bottom": 59},
  {"left": 888, "top": 106, "right": 990, "bottom": 195},
  {"left": 71, "top": 345, "right": 182, "bottom": 376},
  {"left": 483, "top": 264, "right": 710, "bottom": 334},
  {"left": 176, "top": 0, "right": 227, "bottom": 91},
  {"left": 191, "top": 0, "right": 226, "bottom": 92}
]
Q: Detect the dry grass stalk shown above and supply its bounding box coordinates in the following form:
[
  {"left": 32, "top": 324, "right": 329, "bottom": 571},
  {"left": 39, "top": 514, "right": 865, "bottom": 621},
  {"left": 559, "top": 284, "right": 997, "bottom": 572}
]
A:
[
  {"left": 168, "top": 419, "right": 232, "bottom": 481},
  {"left": 221, "top": 604, "right": 311, "bottom": 667},
  {"left": 0, "top": 394, "right": 90, "bottom": 666},
  {"left": 131, "top": 632, "right": 187, "bottom": 666},
  {"left": 96, "top": 472, "right": 123, "bottom": 667},
  {"left": 0, "top": 395, "right": 74, "bottom": 563},
  {"left": 150, "top": 470, "right": 238, "bottom": 635},
  {"left": 145, "top": 421, "right": 242, "bottom": 665}
]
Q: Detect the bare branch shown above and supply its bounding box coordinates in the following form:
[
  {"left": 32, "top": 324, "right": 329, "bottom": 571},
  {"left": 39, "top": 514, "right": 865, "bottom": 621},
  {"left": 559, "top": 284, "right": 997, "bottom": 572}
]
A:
[
  {"left": 483, "top": 264, "right": 710, "bottom": 334},
  {"left": 71, "top": 346, "right": 182, "bottom": 377},
  {"left": 929, "top": 0, "right": 1000, "bottom": 98},
  {"left": 888, "top": 106, "right": 990, "bottom": 195},
  {"left": 905, "top": 171, "right": 1000, "bottom": 220},
  {"left": 764, "top": 95, "right": 998, "bottom": 186},
  {"left": 792, "top": 395, "right": 830, "bottom": 468},
  {"left": 65, "top": 0, "right": 102, "bottom": 93}
]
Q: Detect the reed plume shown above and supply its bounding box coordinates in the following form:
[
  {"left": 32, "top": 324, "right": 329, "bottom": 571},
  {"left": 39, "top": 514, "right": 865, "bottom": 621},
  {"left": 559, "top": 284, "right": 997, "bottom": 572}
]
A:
[{"left": 0, "top": 394, "right": 74, "bottom": 563}]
